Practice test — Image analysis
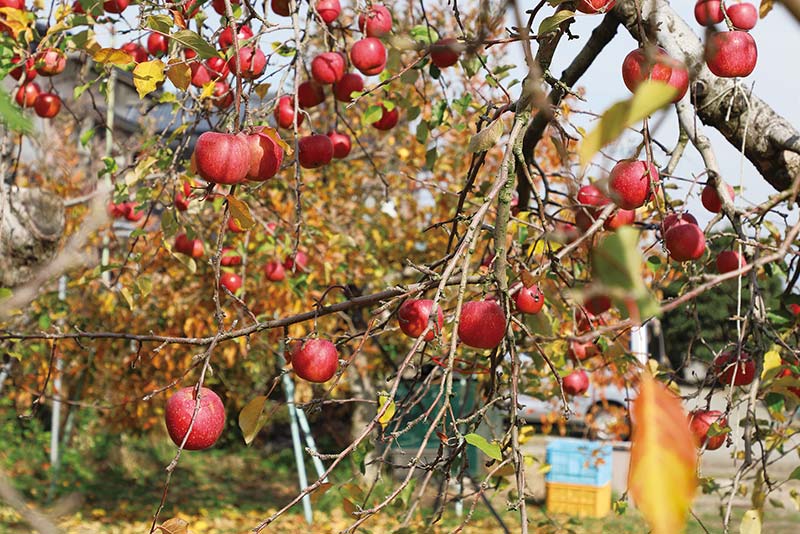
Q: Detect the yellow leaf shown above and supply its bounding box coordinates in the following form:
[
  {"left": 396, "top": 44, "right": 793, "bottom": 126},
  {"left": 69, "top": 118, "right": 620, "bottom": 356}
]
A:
[
  {"left": 253, "top": 83, "right": 271, "bottom": 100},
  {"left": 628, "top": 373, "right": 698, "bottom": 534},
  {"left": 377, "top": 393, "right": 395, "bottom": 430},
  {"left": 739, "top": 509, "right": 761, "bottom": 534},
  {"left": 93, "top": 47, "right": 134, "bottom": 66},
  {"left": 310, "top": 482, "right": 333, "bottom": 504},
  {"left": 227, "top": 195, "right": 255, "bottom": 230},
  {"left": 759, "top": 0, "right": 774, "bottom": 18},
  {"left": 0, "top": 7, "right": 31, "bottom": 38},
  {"left": 761, "top": 350, "right": 782, "bottom": 379},
  {"left": 238, "top": 396, "right": 269, "bottom": 445},
  {"left": 199, "top": 80, "right": 216, "bottom": 100},
  {"left": 167, "top": 61, "right": 192, "bottom": 90},
  {"left": 158, "top": 517, "right": 189, "bottom": 534},
  {"left": 132, "top": 59, "right": 165, "bottom": 98}
]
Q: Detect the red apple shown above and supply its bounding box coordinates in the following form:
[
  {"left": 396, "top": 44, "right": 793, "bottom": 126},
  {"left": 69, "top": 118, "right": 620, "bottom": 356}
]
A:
[
  {"left": 212, "top": 81, "right": 234, "bottom": 109},
  {"left": 212, "top": 0, "right": 240, "bottom": 15},
  {"left": 190, "top": 63, "right": 212, "bottom": 87},
  {"left": 667, "top": 62, "right": 690, "bottom": 102},
  {"left": 706, "top": 31, "right": 757, "bottom": 78},
  {"left": 220, "top": 247, "right": 242, "bottom": 266},
  {"left": 121, "top": 42, "right": 148, "bottom": 63},
  {"left": 124, "top": 202, "right": 144, "bottom": 222},
  {"left": 701, "top": 182, "right": 735, "bottom": 213},
  {"left": 0, "top": 0, "right": 25, "bottom": 8},
  {"left": 219, "top": 24, "right": 253, "bottom": 50},
  {"left": 103, "top": 0, "right": 128, "bottom": 13},
  {"left": 34, "top": 48, "right": 67, "bottom": 77},
  {"left": 575, "top": 0, "right": 616, "bottom": 13},
  {"left": 175, "top": 233, "right": 204, "bottom": 258},
  {"left": 333, "top": 72, "right": 364, "bottom": 102},
  {"left": 33, "top": 93, "right": 61, "bottom": 118},
  {"left": 716, "top": 250, "right": 746, "bottom": 274},
  {"left": 271, "top": 0, "right": 290, "bottom": 16},
  {"left": 688, "top": 409, "right": 728, "bottom": 450},
  {"left": 228, "top": 47, "right": 266, "bottom": 79},
  {"left": 664, "top": 221, "right": 706, "bottom": 262},
  {"left": 205, "top": 56, "right": 230, "bottom": 79},
  {"left": 327, "top": 131, "right": 351, "bottom": 159},
  {"left": 371, "top": 104, "right": 399, "bottom": 130},
  {"left": 315, "top": 0, "right": 340, "bottom": 24},
  {"left": 714, "top": 351, "right": 755, "bottom": 386},
  {"left": 15, "top": 82, "right": 41, "bottom": 108},
  {"left": 246, "top": 127, "right": 284, "bottom": 181},
  {"left": 778, "top": 363, "right": 800, "bottom": 397},
  {"left": 430, "top": 38, "right": 460, "bottom": 69},
  {"left": 662, "top": 212, "right": 698, "bottom": 234},
  {"left": 350, "top": 38, "right": 387, "bottom": 76},
  {"left": 164, "top": 386, "right": 225, "bottom": 450},
  {"left": 728, "top": 2, "right": 758, "bottom": 30},
  {"left": 397, "top": 299, "right": 444, "bottom": 341},
  {"left": 228, "top": 217, "right": 246, "bottom": 233},
  {"left": 694, "top": 0, "right": 723, "bottom": 25},
  {"left": 621, "top": 46, "right": 673, "bottom": 93},
  {"left": 458, "top": 300, "right": 506, "bottom": 350},
  {"left": 562, "top": 369, "right": 590, "bottom": 396},
  {"left": 608, "top": 159, "right": 659, "bottom": 210},
  {"left": 146, "top": 33, "right": 169, "bottom": 57},
  {"left": 568, "top": 340, "right": 599, "bottom": 362},
  {"left": 220, "top": 272, "right": 242, "bottom": 294},
  {"left": 264, "top": 260, "right": 286, "bottom": 281},
  {"left": 584, "top": 295, "right": 611, "bottom": 315},
  {"left": 297, "top": 80, "right": 325, "bottom": 108},
  {"left": 311, "top": 52, "right": 346, "bottom": 85},
  {"left": 283, "top": 250, "right": 309, "bottom": 272},
  {"left": 514, "top": 284, "right": 544, "bottom": 314},
  {"left": 184, "top": 48, "right": 197, "bottom": 60},
  {"left": 175, "top": 192, "right": 190, "bottom": 211},
  {"left": 290, "top": 339, "right": 339, "bottom": 383},
  {"left": 358, "top": 4, "right": 392, "bottom": 37},
  {"left": 274, "top": 95, "right": 304, "bottom": 129},
  {"left": 193, "top": 132, "right": 251, "bottom": 185},
  {"left": 10, "top": 56, "right": 36, "bottom": 81},
  {"left": 297, "top": 134, "right": 334, "bottom": 169},
  {"left": 177, "top": 0, "right": 200, "bottom": 18},
  {"left": 604, "top": 208, "right": 635, "bottom": 230},
  {"left": 577, "top": 184, "right": 608, "bottom": 207}
]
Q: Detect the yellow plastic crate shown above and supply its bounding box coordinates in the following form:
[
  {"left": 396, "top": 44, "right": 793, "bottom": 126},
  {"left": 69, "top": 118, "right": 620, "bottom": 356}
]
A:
[{"left": 545, "top": 481, "right": 611, "bottom": 518}]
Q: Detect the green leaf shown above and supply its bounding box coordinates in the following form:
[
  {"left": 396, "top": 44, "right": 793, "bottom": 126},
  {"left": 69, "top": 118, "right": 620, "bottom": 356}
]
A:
[
  {"left": 415, "top": 121, "right": 429, "bottom": 144},
  {"left": 161, "top": 209, "right": 179, "bottom": 238},
  {"left": 170, "top": 30, "right": 218, "bottom": 59},
  {"left": 410, "top": 24, "right": 438, "bottom": 45},
  {"left": 0, "top": 89, "right": 33, "bottom": 134},
  {"left": 0, "top": 288, "right": 12, "bottom": 300},
  {"left": 538, "top": 11, "right": 575, "bottom": 35},
  {"left": 789, "top": 466, "right": 800, "bottom": 481},
  {"left": 238, "top": 396, "right": 269, "bottom": 445},
  {"left": 467, "top": 118, "right": 504, "bottom": 153},
  {"left": 38, "top": 314, "right": 51, "bottom": 330},
  {"left": 580, "top": 80, "right": 677, "bottom": 166},
  {"left": 464, "top": 433, "right": 502, "bottom": 460},
  {"left": 146, "top": 14, "right": 172, "bottom": 35},
  {"left": 363, "top": 104, "right": 383, "bottom": 125}
]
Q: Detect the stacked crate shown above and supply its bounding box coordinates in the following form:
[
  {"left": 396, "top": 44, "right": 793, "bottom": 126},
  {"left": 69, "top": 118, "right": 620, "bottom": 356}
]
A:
[{"left": 544, "top": 438, "right": 613, "bottom": 518}]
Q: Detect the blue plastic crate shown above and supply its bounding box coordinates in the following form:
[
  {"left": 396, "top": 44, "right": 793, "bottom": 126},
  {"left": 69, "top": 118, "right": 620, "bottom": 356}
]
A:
[{"left": 545, "top": 438, "right": 612, "bottom": 486}]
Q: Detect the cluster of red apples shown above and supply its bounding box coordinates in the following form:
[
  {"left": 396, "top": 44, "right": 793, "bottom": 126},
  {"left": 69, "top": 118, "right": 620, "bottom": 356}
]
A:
[{"left": 7, "top": 37, "right": 67, "bottom": 119}]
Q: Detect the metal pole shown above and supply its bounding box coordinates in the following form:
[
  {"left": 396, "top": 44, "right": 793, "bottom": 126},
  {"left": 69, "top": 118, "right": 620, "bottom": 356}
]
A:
[
  {"left": 49, "top": 275, "right": 67, "bottom": 500},
  {"left": 282, "top": 372, "right": 313, "bottom": 524},
  {"left": 294, "top": 406, "right": 326, "bottom": 480}
]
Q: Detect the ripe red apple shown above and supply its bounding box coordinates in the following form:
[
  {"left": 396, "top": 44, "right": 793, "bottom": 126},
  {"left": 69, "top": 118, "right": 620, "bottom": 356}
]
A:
[
  {"left": 667, "top": 62, "right": 690, "bottom": 102},
  {"left": 716, "top": 250, "right": 746, "bottom": 274},
  {"left": 778, "top": 363, "right": 800, "bottom": 397},
  {"left": 311, "top": 52, "right": 345, "bottom": 84},
  {"left": 34, "top": 48, "right": 66, "bottom": 76},
  {"left": 0, "top": 0, "right": 24, "bottom": 8},
  {"left": 33, "top": 93, "right": 61, "bottom": 118},
  {"left": 219, "top": 272, "right": 242, "bottom": 294},
  {"left": 190, "top": 63, "right": 212, "bottom": 87},
  {"left": 220, "top": 247, "right": 242, "bottom": 266},
  {"left": 577, "top": 184, "right": 608, "bottom": 207},
  {"left": 121, "top": 42, "right": 148, "bottom": 63},
  {"left": 184, "top": 48, "right": 198, "bottom": 60},
  {"left": 350, "top": 38, "right": 387, "bottom": 76},
  {"left": 212, "top": 0, "right": 240, "bottom": 15},
  {"left": 10, "top": 56, "right": 36, "bottom": 81},
  {"left": 430, "top": 38, "right": 461, "bottom": 69},
  {"left": 315, "top": 0, "right": 340, "bottom": 24},
  {"left": 358, "top": 4, "right": 392, "bottom": 37},
  {"left": 562, "top": 369, "right": 590, "bottom": 396},
  {"left": 103, "top": 0, "right": 129, "bottom": 13},
  {"left": 608, "top": 159, "right": 659, "bottom": 210},
  {"left": 193, "top": 132, "right": 251, "bottom": 185},
  {"left": 397, "top": 299, "right": 444, "bottom": 341},
  {"left": 333, "top": 72, "right": 364, "bottom": 102},
  {"left": 177, "top": 0, "right": 200, "bottom": 18},
  {"left": 246, "top": 127, "right": 284, "bottom": 181},
  {"left": 164, "top": 387, "right": 225, "bottom": 450},
  {"left": 458, "top": 300, "right": 506, "bottom": 350},
  {"left": 271, "top": 0, "right": 290, "bottom": 16},
  {"left": 15, "top": 82, "right": 41, "bottom": 108},
  {"left": 298, "top": 134, "right": 334, "bottom": 169},
  {"left": 283, "top": 250, "right": 309, "bottom": 272},
  {"left": 228, "top": 47, "right": 266, "bottom": 80},
  {"left": 371, "top": 104, "right": 399, "bottom": 130},
  {"left": 228, "top": 217, "right": 246, "bottom": 233},
  {"left": 205, "top": 56, "right": 230, "bottom": 79},
  {"left": 297, "top": 80, "right": 325, "bottom": 108},
  {"left": 212, "top": 81, "right": 234, "bottom": 109},
  {"left": 124, "top": 202, "right": 144, "bottom": 222},
  {"left": 706, "top": 31, "right": 757, "bottom": 78},
  {"left": 290, "top": 339, "right": 339, "bottom": 383},
  {"left": 514, "top": 284, "right": 544, "bottom": 314},
  {"left": 584, "top": 295, "right": 611, "bottom": 315},
  {"left": 175, "top": 233, "right": 204, "bottom": 258},
  {"left": 327, "top": 131, "right": 352, "bottom": 159},
  {"left": 714, "top": 351, "right": 755, "bottom": 386},
  {"left": 219, "top": 24, "right": 253, "bottom": 50},
  {"left": 264, "top": 260, "right": 286, "bottom": 281},
  {"left": 701, "top": 182, "right": 735, "bottom": 213},
  {"left": 728, "top": 1, "right": 758, "bottom": 30},
  {"left": 665, "top": 221, "right": 706, "bottom": 261},
  {"left": 622, "top": 47, "right": 673, "bottom": 93},
  {"left": 568, "top": 340, "right": 599, "bottom": 362},
  {"left": 146, "top": 33, "right": 169, "bottom": 57},
  {"left": 575, "top": 0, "right": 616, "bottom": 13},
  {"left": 274, "top": 95, "right": 304, "bottom": 129},
  {"left": 662, "top": 212, "right": 698, "bottom": 234},
  {"left": 604, "top": 209, "right": 635, "bottom": 230},
  {"left": 694, "top": 0, "right": 723, "bottom": 25},
  {"left": 688, "top": 409, "right": 728, "bottom": 450}
]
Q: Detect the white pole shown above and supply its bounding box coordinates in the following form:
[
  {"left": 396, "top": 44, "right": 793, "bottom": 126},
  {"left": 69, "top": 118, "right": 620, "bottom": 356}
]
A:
[
  {"left": 294, "top": 406, "right": 326, "bottom": 481},
  {"left": 283, "top": 372, "right": 313, "bottom": 524},
  {"left": 630, "top": 325, "right": 649, "bottom": 365},
  {"left": 49, "top": 275, "right": 67, "bottom": 499}
]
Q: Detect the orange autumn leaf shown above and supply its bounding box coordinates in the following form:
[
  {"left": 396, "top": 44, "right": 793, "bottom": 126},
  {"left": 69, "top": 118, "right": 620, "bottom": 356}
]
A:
[{"left": 628, "top": 372, "right": 698, "bottom": 534}]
